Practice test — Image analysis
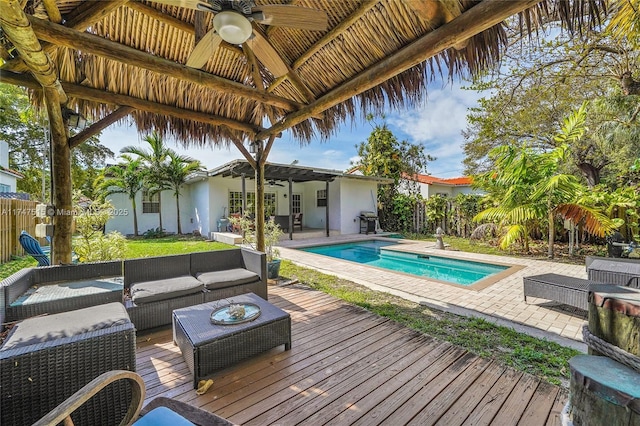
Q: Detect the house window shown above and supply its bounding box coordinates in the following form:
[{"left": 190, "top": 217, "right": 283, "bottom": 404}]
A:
[
  {"left": 229, "top": 191, "right": 245, "bottom": 214},
  {"left": 0, "top": 184, "right": 9, "bottom": 193},
  {"left": 142, "top": 190, "right": 160, "bottom": 213},
  {"left": 229, "top": 191, "right": 276, "bottom": 215},
  {"left": 317, "top": 189, "right": 327, "bottom": 207},
  {"left": 291, "top": 194, "right": 302, "bottom": 214}
]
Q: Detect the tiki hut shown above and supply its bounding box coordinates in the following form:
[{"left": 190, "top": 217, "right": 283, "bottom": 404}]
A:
[{"left": 0, "top": 0, "right": 606, "bottom": 261}]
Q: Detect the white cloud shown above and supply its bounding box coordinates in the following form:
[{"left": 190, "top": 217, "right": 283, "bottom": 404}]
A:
[{"left": 388, "top": 84, "right": 482, "bottom": 144}]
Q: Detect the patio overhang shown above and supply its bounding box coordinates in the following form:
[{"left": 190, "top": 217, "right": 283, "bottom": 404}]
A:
[{"left": 210, "top": 159, "right": 345, "bottom": 183}]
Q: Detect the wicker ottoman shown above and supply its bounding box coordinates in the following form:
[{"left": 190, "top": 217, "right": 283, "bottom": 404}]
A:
[
  {"left": 173, "top": 293, "right": 291, "bottom": 388},
  {"left": 0, "top": 302, "right": 136, "bottom": 426}
]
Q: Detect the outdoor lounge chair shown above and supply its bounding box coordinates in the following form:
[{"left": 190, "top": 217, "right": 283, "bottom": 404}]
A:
[
  {"left": 19, "top": 230, "right": 50, "bottom": 266},
  {"left": 586, "top": 256, "right": 640, "bottom": 287},
  {"left": 34, "top": 370, "right": 235, "bottom": 426},
  {"left": 523, "top": 273, "right": 607, "bottom": 311},
  {"left": 293, "top": 213, "right": 303, "bottom": 231}
]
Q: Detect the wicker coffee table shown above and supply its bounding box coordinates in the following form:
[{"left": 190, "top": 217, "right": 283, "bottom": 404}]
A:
[{"left": 173, "top": 292, "right": 291, "bottom": 388}]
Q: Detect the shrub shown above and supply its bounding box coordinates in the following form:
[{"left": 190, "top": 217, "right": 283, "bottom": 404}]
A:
[{"left": 74, "top": 198, "right": 126, "bottom": 262}]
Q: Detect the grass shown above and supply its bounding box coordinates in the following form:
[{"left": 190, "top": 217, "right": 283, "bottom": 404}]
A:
[
  {"left": 0, "top": 256, "right": 37, "bottom": 280},
  {"left": 124, "top": 235, "right": 233, "bottom": 258},
  {"left": 280, "top": 260, "right": 580, "bottom": 387},
  {"left": 1, "top": 235, "right": 580, "bottom": 387},
  {"left": 0, "top": 236, "right": 234, "bottom": 281}
]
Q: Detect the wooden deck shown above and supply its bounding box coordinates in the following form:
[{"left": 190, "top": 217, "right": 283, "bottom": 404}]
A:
[{"left": 136, "top": 285, "right": 568, "bottom": 425}]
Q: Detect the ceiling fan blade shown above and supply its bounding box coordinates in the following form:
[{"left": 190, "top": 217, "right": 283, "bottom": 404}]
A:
[
  {"left": 149, "top": 0, "right": 217, "bottom": 12},
  {"left": 186, "top": 29, "right": 222, "bottom": 69},
  {"left": 253, "top": 5, "right": 328, "bottom": 31},
  {"left": 246, "top": 31, "right": 289, "bottom": 78}
]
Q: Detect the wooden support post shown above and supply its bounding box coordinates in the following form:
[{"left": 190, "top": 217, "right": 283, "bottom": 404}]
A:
[
  {"left": 288, "top": 178, "right": 293, "bottom": 241},
  {"left": 44, "top": 87, "right": 72, "bottom": 265},
  {"left": 325, "top": 181, "right": 330, "bottom": 237},
  {"left": 255, "top": 141, "right": 265, "bottom": 253},
  {"left": 241, "top": 173, "right": 246, "bottom": 215}
]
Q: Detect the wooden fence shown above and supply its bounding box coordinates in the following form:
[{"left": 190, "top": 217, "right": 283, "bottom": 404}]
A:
[
  {"left": 411, "top": 200, "right": 476, "bottom": 238},
  {"left": 0, "top": 198, "right": 43, "bottom": 264}
]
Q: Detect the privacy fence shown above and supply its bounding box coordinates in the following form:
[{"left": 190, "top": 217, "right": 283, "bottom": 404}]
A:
[
  {"left": 0, "top": 198, "right": 42, "bottom": 264},
  {"left": 411, "top": 200, "right": 478, "bottom": 238}
]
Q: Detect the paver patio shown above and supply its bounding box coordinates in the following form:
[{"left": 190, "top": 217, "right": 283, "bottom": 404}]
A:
[{"left": 279, "top": 235, "right": 588, "bottom": 349}]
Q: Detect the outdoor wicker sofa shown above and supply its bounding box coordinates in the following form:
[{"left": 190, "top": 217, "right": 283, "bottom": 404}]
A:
[
  {"left": 124, "top": 248, "right": 266, "bottom": 330},
  {"left": 2, "top": 260, "right": 123, "bottom": 323},
  {"left": 1, "top": 249, "right": 267, "bottom": 331},
  {"left": 523, "top": 273, "right": 607, "bottom": 311},
  {"left": 0, "top": 302, "right": 136, "bottom": 426}
]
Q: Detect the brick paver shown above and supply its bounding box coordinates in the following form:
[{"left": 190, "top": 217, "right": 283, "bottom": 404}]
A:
[{"left": 278, "top": 235, "right": 588, "bottom": 351}]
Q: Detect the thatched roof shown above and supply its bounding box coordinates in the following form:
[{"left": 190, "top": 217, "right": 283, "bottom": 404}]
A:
[{"left": 0, "top": 0, "right": 607, "bottom": 151}]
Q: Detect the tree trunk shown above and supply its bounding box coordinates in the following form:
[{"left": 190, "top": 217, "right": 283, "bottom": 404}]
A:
[
  {"left": 569, "top": 221, "right": 575, "bottom": 256},
  {"left": 131, "top": 198, "right": 138, "bottom": 236},
  {"left": 548, "top": 205, "right": 555, "bottom": 259},
  {"left": 621, "top": 71, "right": 640, "bottom": 96},
  {"left": 577, "top": 163, "right": 602, "bottom": 188},
  {"left": 44, "top": 87, "right": 73, "bottom": 265},
  {"left": 176, "top": 194, "right": 182, "bottom": 234},
  {"left": 255, "top": 142, "right": 265, "bottom": 252},
  {"left": 158, "top": 191, "right": 163, "bottom": 232}
]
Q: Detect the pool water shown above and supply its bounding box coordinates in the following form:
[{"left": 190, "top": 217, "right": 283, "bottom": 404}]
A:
[{"left": 300, "top": 240, "right": 508, "bottom": 286}]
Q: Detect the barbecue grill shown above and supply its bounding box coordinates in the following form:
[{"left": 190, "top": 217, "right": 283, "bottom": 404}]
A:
[{"left": 358, "top": 211, "right": 378, "bottom": 234}]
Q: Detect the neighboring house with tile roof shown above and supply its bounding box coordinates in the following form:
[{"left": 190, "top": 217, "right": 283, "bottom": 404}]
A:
[
  {"left": 346, "top": 165, "right": 481, "bottom": 200},
  {"left": 407, "top": 173, "right": 480, "bottom": 199},
  {"left": 0, "top": 141, "right": 23, "bottom": 194}
]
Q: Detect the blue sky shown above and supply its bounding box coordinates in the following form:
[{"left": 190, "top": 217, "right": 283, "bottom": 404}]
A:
[{"left": 101, "top": 80, "right": 483, "bottom": 178}]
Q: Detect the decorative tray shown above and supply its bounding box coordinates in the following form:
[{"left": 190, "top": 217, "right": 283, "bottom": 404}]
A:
[{"left": 210, "top": 303, "right": 261, "bottom": 325}]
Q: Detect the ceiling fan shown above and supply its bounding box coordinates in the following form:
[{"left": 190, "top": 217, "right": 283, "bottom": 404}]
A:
[
  {"left": 268, "top": 179, "right": 285, "bottom": 187},
  {"left": 151, "top": 0, "right": 328, "bottom": 76}
]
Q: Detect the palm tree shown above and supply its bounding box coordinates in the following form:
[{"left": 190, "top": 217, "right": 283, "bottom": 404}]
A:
[
  {"left": 97, "top": 154, "right": 145, "bottom": 236},
  {"left": 121, "top": 131, "right": 171, "bottom": 232},
  {"left": 164, "top": 151, "right": 203, "bottom": 234},
  {"left": 474, "top": 105, "right": 617, "bottom": 257}
]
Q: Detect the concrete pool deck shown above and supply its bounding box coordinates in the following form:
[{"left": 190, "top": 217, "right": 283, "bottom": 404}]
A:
[{"left": 278, "top": 234, "right": 589, "bottom": 352}]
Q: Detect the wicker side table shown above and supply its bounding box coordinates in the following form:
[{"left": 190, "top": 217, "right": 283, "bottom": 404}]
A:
[{"left": 173, "top": 293, "right": 291, "bottom": 388}]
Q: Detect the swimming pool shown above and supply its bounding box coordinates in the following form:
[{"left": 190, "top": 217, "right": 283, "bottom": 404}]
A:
[{"left": 300, "top": 240, "right": 510, "bottom": 286}]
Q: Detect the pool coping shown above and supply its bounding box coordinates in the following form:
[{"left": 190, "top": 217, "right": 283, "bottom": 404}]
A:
[{"left": 294, "top": 237, "right": 525, "bottom": 291}]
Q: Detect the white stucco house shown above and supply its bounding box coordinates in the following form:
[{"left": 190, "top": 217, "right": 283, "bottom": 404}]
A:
[
  {"left": 0, "top": 140, "right": 22, "bottom": 194},
  {"left": 106, "top": 159, "right": 392, "bottom": 238}
]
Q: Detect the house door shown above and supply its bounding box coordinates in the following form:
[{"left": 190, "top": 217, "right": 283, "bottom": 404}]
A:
[{"left": 292, "top": 194, "right": 302, "bottom": 214}]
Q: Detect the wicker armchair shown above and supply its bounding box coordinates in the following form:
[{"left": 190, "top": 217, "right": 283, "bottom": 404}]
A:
[{"left": 34, "top": 371, "right": 235, "bottom": 426}]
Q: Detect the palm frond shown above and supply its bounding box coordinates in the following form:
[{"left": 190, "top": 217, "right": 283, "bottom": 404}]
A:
[
  {"left": 555, "top": 203, "right": 618, "bottom": 237},
  {"left": 499, "top": 224, "right": 526, "bottom": 250},
  {"left": 554, "top": 102, "right": 587, "bottom": 145},
  {"left": 531, "top": 174, "right": 581, "bottom": 202},
  {"left": 608, "top": 0, "right": 640, "bottom": 43}
]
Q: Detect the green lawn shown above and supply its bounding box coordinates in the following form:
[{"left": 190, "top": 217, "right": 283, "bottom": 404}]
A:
[
  {"left": 124, "top": 235, "right": 233, "bottom": 258},
  {"left": 0, "top": 235, "right": 579, "bottom": 387},
  {"left": 0, "top": 236, "right": 234, "bottom": 280}
]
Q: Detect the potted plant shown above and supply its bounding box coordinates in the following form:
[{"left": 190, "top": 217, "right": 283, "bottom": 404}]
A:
[{"left": 229, "top": 213, "right": 283, "bottom": 279}]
